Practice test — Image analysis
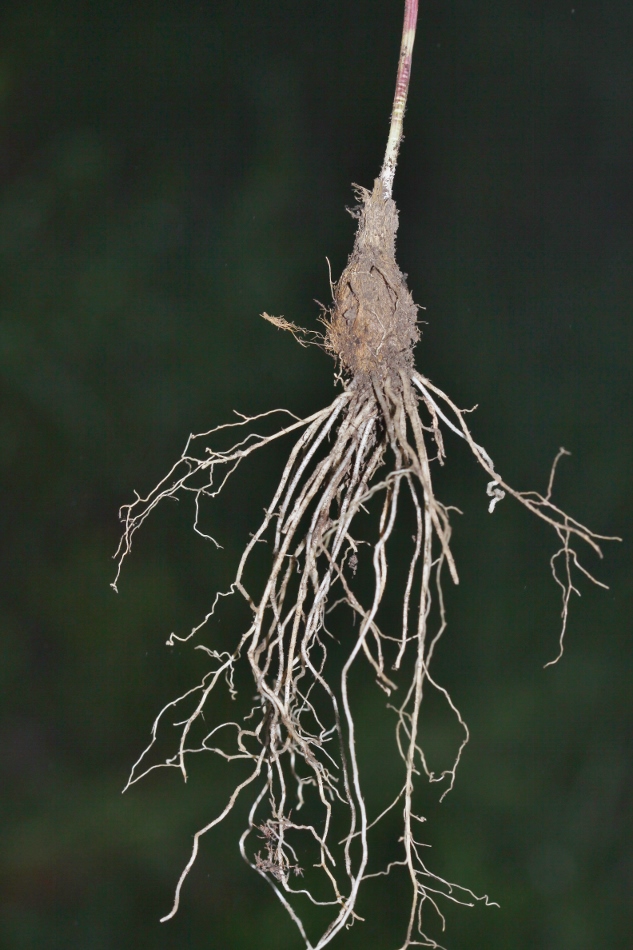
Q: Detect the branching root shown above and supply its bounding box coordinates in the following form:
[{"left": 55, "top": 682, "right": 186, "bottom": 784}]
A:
[{"left": 114, "top": 353, "right": 613, "bottom": 948}]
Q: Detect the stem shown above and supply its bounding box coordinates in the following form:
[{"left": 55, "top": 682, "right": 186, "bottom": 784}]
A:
[{"left": 380, "top": 0, "right": 419, "bottom": 198}]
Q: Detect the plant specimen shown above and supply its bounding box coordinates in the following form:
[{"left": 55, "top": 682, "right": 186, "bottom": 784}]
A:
[{"left": 113, "top": 2, "right": 615, "bottom": 946}]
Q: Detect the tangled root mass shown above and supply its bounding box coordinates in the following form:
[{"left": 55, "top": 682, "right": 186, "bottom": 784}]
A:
[{"left": 114, "top": 182, "right": 615, "bottom": 950}]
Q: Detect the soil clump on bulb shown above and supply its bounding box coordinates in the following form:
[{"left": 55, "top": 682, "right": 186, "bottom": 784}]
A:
[{"left": 327, "top": 179, "right": 419, "bottom": 384}]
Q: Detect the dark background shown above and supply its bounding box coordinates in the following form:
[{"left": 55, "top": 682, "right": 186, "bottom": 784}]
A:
[{"left": 1, "top": 1, "right": 631, "bottom": 948}]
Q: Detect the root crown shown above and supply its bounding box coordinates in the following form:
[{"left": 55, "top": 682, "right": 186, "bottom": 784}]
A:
[{"left": 327, "top": 179, "right": 419, "bottom": 384}]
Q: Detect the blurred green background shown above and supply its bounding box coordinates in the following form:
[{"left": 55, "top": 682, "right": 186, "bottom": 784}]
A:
[{"left": 1, "top": 1, "right": 631, "bottom": 948}]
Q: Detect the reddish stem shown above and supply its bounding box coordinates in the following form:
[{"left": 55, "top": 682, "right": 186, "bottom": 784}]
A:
[{"left": 380, "top": 0, "right": 419, "bottom": 197}]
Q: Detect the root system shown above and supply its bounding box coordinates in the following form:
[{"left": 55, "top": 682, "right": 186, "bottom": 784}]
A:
[{"left": 113, "top": 4, "right": 617, "bottom": 947}]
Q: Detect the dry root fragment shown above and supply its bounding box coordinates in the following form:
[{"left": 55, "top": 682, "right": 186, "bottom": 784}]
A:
[
  {"left": 261, "top": 312, "right": 322, "bottom": 348},
  {"left": 114, "top": 180, "right": 617, "bottom": 950}
]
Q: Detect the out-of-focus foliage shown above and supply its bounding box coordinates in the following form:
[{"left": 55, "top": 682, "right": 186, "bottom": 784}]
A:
[{"left": 0, "top": 2, "right": 630, "bottom": 948}]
